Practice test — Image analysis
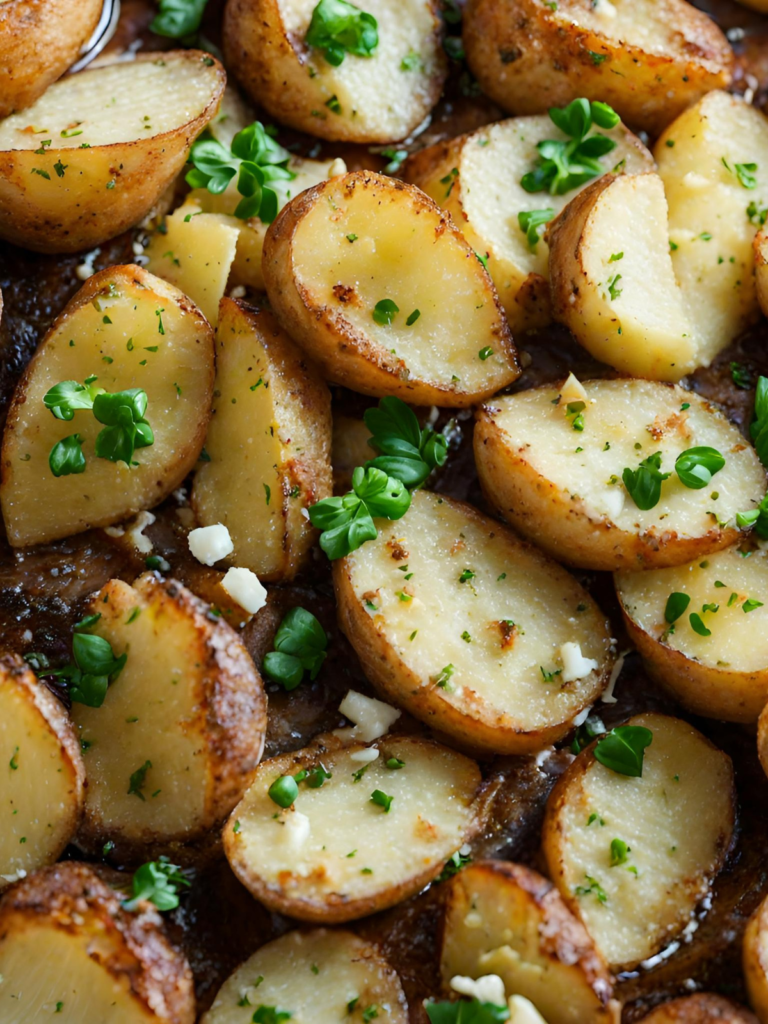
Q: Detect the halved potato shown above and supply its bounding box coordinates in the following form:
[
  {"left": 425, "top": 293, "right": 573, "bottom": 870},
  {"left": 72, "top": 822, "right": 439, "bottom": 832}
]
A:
[
  {"left": 0, "top": 51, "right": 225, "bottom": 253},
  {"left": 263, "top": 171, "right": 519, "bottom": 406},
  {"left": 548, "top": 173, "right": 696, "bottom": 381},
  {"left": 0, "top": 654, "right": 84, "bottom": 891},
  {"left": 223, "top": 0, "right": 446, "bottom": 143},
  {"left": 405, "top": 118, "right": 653, "bottom": 332},
  {"left": 655, "top": 91, "right": 768, "bottom": 369},
  {"left": 640, "top": 995, "right": 758, "bottom": 1024},
  {"left": 616, "top": 540, "right": 768, "bottom": 723},
  {"left": 334, "top": 489, "right": 614, "bottom": 755},
  {"left": 201, "top": 928, "right": 409, "bottom": 1023},
  {"left": 463, "top": 0, "right": 733, "bottom": 137},
  {"left": 759, "top": 703, "right": 768, "bottom": 783},
  {"left": 542, "top": 712, "right": 735, "bottom": 970},
  {"left": 475, "top": 378, "right": 767, "bottom": 571},
  {"left": 745, "top": 894, "right": 768, "bottom": 1024},
  {"left": 191, "top": 299, "right": 332, "bottom": 582},
  {"left": 73, "top": 573, "right": 267, "bottom": 860},
  {"left": 0, "top": 0, "right": 103, "bottom": 118},
  {"left": 440, "top": 861, "right": 618, "bottom": 1024},
  {"left": 0, "top": 265, "right": 215, "bottom": 548},
  {"left": 223, "top": 733, "right": 483, "bottom": 923},
  {"left": 0, "top": 861, "right": 195, "bottom": 1023},
  {"left": 755, "top": 229, "right": 768, "bottom": 319}
]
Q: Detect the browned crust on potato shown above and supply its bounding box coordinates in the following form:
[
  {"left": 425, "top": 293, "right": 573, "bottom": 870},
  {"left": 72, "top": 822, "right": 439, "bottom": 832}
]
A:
[
  {"left": 462, "top": 0, "right": 732, "bottom": 136},
  {"left": 640, "top": 994, "right": 758, "bottom": 1024},
  {"left": 744, "top": 895, "right": 768, "bottom": 1024},
  {"left": 759, "top": 705, "right": 768, "bottom": 785},
  {"left": 0, "top": 861, "right": 195, "bottom": 1024}
]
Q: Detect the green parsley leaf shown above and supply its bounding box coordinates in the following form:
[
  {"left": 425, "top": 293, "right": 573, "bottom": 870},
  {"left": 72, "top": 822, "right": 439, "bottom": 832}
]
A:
[
  {"left": 370, "top": 789, "right": 394, "bottom": 812},
  {"left": 575, "top": 875, "right": 608, "bottom": 904},
  {"left": 150, "top": 0, "right": 208, "bottom": 39},
  {"left": 744, "top": 598, "right": 764, "bottom": 613},
  {"left": 748, "top": 200, "right": 768, "bottom": 227},
  {"left": 689, "top": 612, "right": 712, "bottom": 636},
  {"left": 128, "top": 760, "right": 152, "bottom": 801},
  {"left": 262, "top": 607, "right": 328, "bottom": 691},
  {"left": 622, "top": 451, "right": 670, "bottom": 510},
  {"left": 675, "top": 446, "right": 725, "bottom": 490},
  {"left": 436, "top": 848, "right": 472, "bottom": 883},
  {"left": 252, "top": 1009, "right": 293, "bottom": 1024},
  {"left": 425, "top": 1000, "right": 509, "bottom": 1023},
  {"left": 609, "top": 838, "right": 630, "bottom": 866},
  {"left": 364, "top": 395, "right": 447, "bottom": 488},
  {"left": 664, "top": 591, "right": 690, "bottom": 624},
  {"left": 49, "top": 433, "right": 86, "bottom": 477},
  {"left": 48, "top": 630, "right": 127, "bottom": 708},
  {"left": 518, "top": 208, "right": 554, "bottom": 251},
  {"left": 594, "top": 725, "right": 653, "bottom": 777},
  {"left": 123, "top": 856, "right": 190, "bottom": 911},
  {"left": 305, "top": 0, "right": 378, "bottom": 66},
  {"left": 372, "top": 299, "right": 400, "bottom": 325},
  {"left": 722, "top": 157, "right": 758, "bottom": 190}
]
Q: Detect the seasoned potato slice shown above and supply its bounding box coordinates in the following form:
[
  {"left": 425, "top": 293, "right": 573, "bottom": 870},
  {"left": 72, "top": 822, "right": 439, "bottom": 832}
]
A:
[
  {"left": 463, "top": 0, "right": 732, "bottom": 137},
  {"left": 640, "top": 995, "right": 758, "bottom": 1024},
  {"left": 191, "top": 299, "right": 332, "bottom": 582},
  {"left": 0, "top": 0, "right": 103, "bottom": 118},
  {"left": 202, "top": 928, "right": 408, "bottom": 1023},
  {"left": 73, "top": 573, "right": 266, "bottom": 859},
  {"left": 223, "top": 734, "right": 483, "bottom": 923},
  {"left": 616, "top": 541, "right": 768, "bottom": 722},
  {"left": 335, "top": 489, "right": 613, "bottom": 755},
  {"left": 760, "top": 703, "right": 768, "bottom": 783},
  {"left": 0, "top": 861, "right": 195, "bottom": 1023},
  {"left": 475, "top": 378, "right": 766, "bottom": 571},
  {"left": 0, "top": 51, "right": 225, "bottom": 253},
  {"left": 549, "top": 173, "right": 695, "bottom": 381},
  {"left": 405, "top": 118, "right": 653, "bottom": 332},
  {"left": 745, "top": 895, "right": 768, "bottom": 1024},
  {"left": 0, "top": 265, "right": 215, "bottom": 548},
  {"left": 542, "top": 712, "right": 735, "bottom": 970},
  {"left": 440, "top": 861, "right": 618, "bottom": 1024},
  {"left": 755, "top": 229, "right": 768, "bottom": 319},
  {"left": 263, "top": 171, "right": 519, "bottom": 406},
  {"left": 0, "top": 654, "right": 84, "bottom": 891},
  {"left": 655, "top": 91, "right": 768, "bottom": 368},
  {"left": 223, "top": 0, "right": 446, "bottom": 143}
]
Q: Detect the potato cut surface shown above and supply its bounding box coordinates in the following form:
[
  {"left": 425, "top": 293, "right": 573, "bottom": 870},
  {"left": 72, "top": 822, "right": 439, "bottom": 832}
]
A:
[
  {"left": 224, "top": 735, "right": 482, "bottom": 922},
  {"left": 475, "top": 379, "right": 766, "bottom": 570},
  {"left": 73, "top": 574, "right": 266, "bottom": 856},
  {"left": 0, "top": 656, "right": 84, "bottom": 890},
  {"left": 440, "top": 861, "right": 617, "bottom": 1024},
  {"left": 616, "top": 541, "right": 768, "bottom": 721},
  {"left": 263, "top": 171, "right": 518, "bottom": 406},
  {"left": 202, "top": 928, "right": 408, "bottom": 1023},
  {"left": 549, "top": 174, "right": 696, "bottom": 380},
  {"left": 0, "top": 266, "right": 214, "bottom": 547},
  {"left": 406, "top": 117, "right": 653, "bottom": 330},
  {"left": 543, "top": 713, "right": 735, "bottom": 969},
  {"left": 192, "top": 300, "right": 331, "bottom": 581},
  {"left": 336, "top": 489, "right": 613, "bottom": 753}
]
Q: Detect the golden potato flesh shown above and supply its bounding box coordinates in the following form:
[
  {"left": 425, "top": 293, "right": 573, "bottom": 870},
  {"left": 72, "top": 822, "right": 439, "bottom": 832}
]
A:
[
  {"left": 202, "top": 929, "right": 408, "bottom": 1024},
  {"left": 0, "top": 265, "right": 214, "bottom": 548},
  {"left": 0, "top": 655, "right": 84, "bottom": 891},
  {"left": 616, "top": 541, "right": 768, "bottom": 723},
  {"left": 263, "top": 171, "right": 519, "bottom": 407},
  {"left": 440, "top": 861, "right": 618, "bottom": 1024},
  {"left": 640, "top": 995, "right": 758, "bottom": 1024},
  {"left": 405, "top": 117, "right": 653, "bottom": 331},
  {"left": 73, "top": 574, "right": 266, "bottom": 859},
  {"left": 0, "top": 51, "right": 225, "bottom": 252},
  {"left": 335, "top": 489, "right": 614, "bottom": 755},
  {"left": 0, "top": 862, "right": 195, "bottom": 1024},
  {"left": 463, "top": 0, "right": 732, "bottom": 137},
  {"left": 543, "top": 713, "right": 735, "bottom": 970},
  {"left": 745, "top": 894, "right": 768, "bottom": 1024},
  {"left": 475, "top": 378, "right": 767, "bottom": 571},
  {"left": 191, "top": 299, "right": 332, "bottom": 582},
  {"left": 224, "top": 734, "right": 483, "bottom": 923}
]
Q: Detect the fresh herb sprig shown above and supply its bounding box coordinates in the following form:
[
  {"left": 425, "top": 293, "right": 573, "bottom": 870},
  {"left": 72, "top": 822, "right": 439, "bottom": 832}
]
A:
[
  {"left": 48, "top": 615, "right": 126, "bottom": 708},
  {"left": 262, "top": 608, "right": 328, "bottom": 691},
  {"left": 749, "top": 375, "right": 768, "bottom": 468},
  {"left": 622, "top": 452, "right": 670, "bottom": 511},
  {"left": 309, "top": 466, "right": 411, "bottom": 559},
  {"left": 594, "top": 725, "right": 653, "bottom": 778},
  {"left": 305, "top": 0, "right": 378, "bottom": 66},
  {"left": 425, "top": 999, "right": 510, "bottom": 1023},
  {"left": 364, "top": 396, "right": 448, "bottom": 488},
  {"left": 518, "top": 208, "right": 554, "bottom": 251},
  {"left": 150, "top": 0, "right": 208, "bottom": 40},
  {"left": 122, "top": 856, "right": 190, "bottom": 912}
]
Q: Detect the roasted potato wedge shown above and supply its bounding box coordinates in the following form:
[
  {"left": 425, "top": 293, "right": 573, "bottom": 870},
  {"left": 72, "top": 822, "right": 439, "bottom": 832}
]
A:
[
  {"left": 263, "top": 171, "right": 519, "bottom": 406},
  {"left": 745, "top": 894, "right": 768, "bottom": 1024},
  {"left": 202, "top": 928, "right": 408, "bottom": 1023},
  {"left": 0, "top": 0, "right": 103, "bottom": 118},
  {"left": 224, "top": 733, "right": 483, "bottom": 923},
  {"left": 755, "top": 229, "right": 768, "bottom": 319},
  {"left": 759, "top": 703, "right": 768, "bottom": 783},
  {"left": 655, "top": 91, "right": 768, "bottom": 369},
  {"left": 548, "top": 173, "right": 696, "bottom": 381},
  {"left": 73, "top": 573, "right": 266, "bottom": 860},
  {"left": 0, "top": 861, "right": 195, "bottom": 1023},
  {"left": 542, "top": 712, "right": 735, "bottom": 970},
  {"left": 404, "top": 117, "right": 653, "bottom": 332},
  {"left": 0, "top": 654, "right": 84, "bottom": 891},
  {"left": 616, "top": 540, "right": 768, "bottom": 723},
  {"left": 440, "top": 861, "right": 618, "bottom": 1024},
  {"left": 335, "top": 489, "right": 614, "bottom": 755},
  {"left": 0, "top": 51, "right": 225, "bottom": 253},
  {"left": 475, "top": 378, "right": 767, "bottom": 571},
  {"left": 463, "top": 0, "right": 733, "bottom": 137},
  {"left": 0, "top": 265, "right": 215, "bottom": 548},
  {"left": 223, "top": 0, "right": 446, "bottom": 143},
  {"left": 191, "top": 299, "right": 332, "bottom": 582},
  {"left": 640, "top": 995, "right": 758, "bottom": 1024}
]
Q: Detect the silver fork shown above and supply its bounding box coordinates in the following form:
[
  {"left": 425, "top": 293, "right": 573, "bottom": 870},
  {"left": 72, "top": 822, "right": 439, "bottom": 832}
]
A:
[{"left": 69, "top": 0, "right": 122, "bottom": 74}]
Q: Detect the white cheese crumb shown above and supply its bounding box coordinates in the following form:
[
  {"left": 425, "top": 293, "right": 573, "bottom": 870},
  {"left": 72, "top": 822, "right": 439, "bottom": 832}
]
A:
[
  {"left": 559, "top": 372, "right": 588, "bottom": 405},
  {"left": 75, "top": 247, "right": 101, "bottom": 280},
  {"left": 278, "top": 810, "right": 310, "bottom": 852},
  {"left": 534, "top": 747, "right": 555, "bottom": 767},
  {"left": 221, "top": 567, "right": 267, "bottom": 614},
  {"left": 450, "top": 975, "right": 506, "bottom": 1006},
  {"left": 560, "top": 642, "right": 599, "bottom": 683},
  {"left": 601, "top": 650, "right": 629, "bottom": 703},
  {"left": 593, "top": 487, "right": 625, "bottom": 521},
  {"left": 572, "top": 706, "right": 591, "bottom": 727},
  {"left": 508, "top": 995, "right": 549, "bottom": 1024},
  {"left": 229, "top": 285, "right": 247, "bottom": 299},
  {"left": 188, "top": 523, "right": 234, "bottom": 566},
  {"left": 327, "top": 157, "right": 347, "bottom": 178},
  {"left": 337, "top": 690, "right": 401, "bottom": 742},
  {"left": 349, "top": 747, "right": 380, "bottom": 764},
  {"left": 124, "top": 510, "right": 156, "bottom": 554},
  {"left": 592, "top": 0, "right": 617, "bottom": 17}
]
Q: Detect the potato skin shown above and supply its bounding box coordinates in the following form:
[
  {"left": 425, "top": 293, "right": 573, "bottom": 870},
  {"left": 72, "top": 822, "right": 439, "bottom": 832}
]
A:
[
  {"left": 640, "top": 995, "right": 758, "bottom": 1024},
  {"left": 0, "top": 52, "right": 226, "bottom": 253},
  {"left": 745, "top": 895, "right": 768, "bottom": 1024},
  {"left": 0, "top": 0, "right": 103, "bottom": 118},
  {"left": 0, "top": 861, "right": 195, "bottom": 1024},
  {"left": 760, "top": 704, "right": 768, "bottom": 784},
  {"left": 462, "top": 0, "right": 732, "bottom": 137}
]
